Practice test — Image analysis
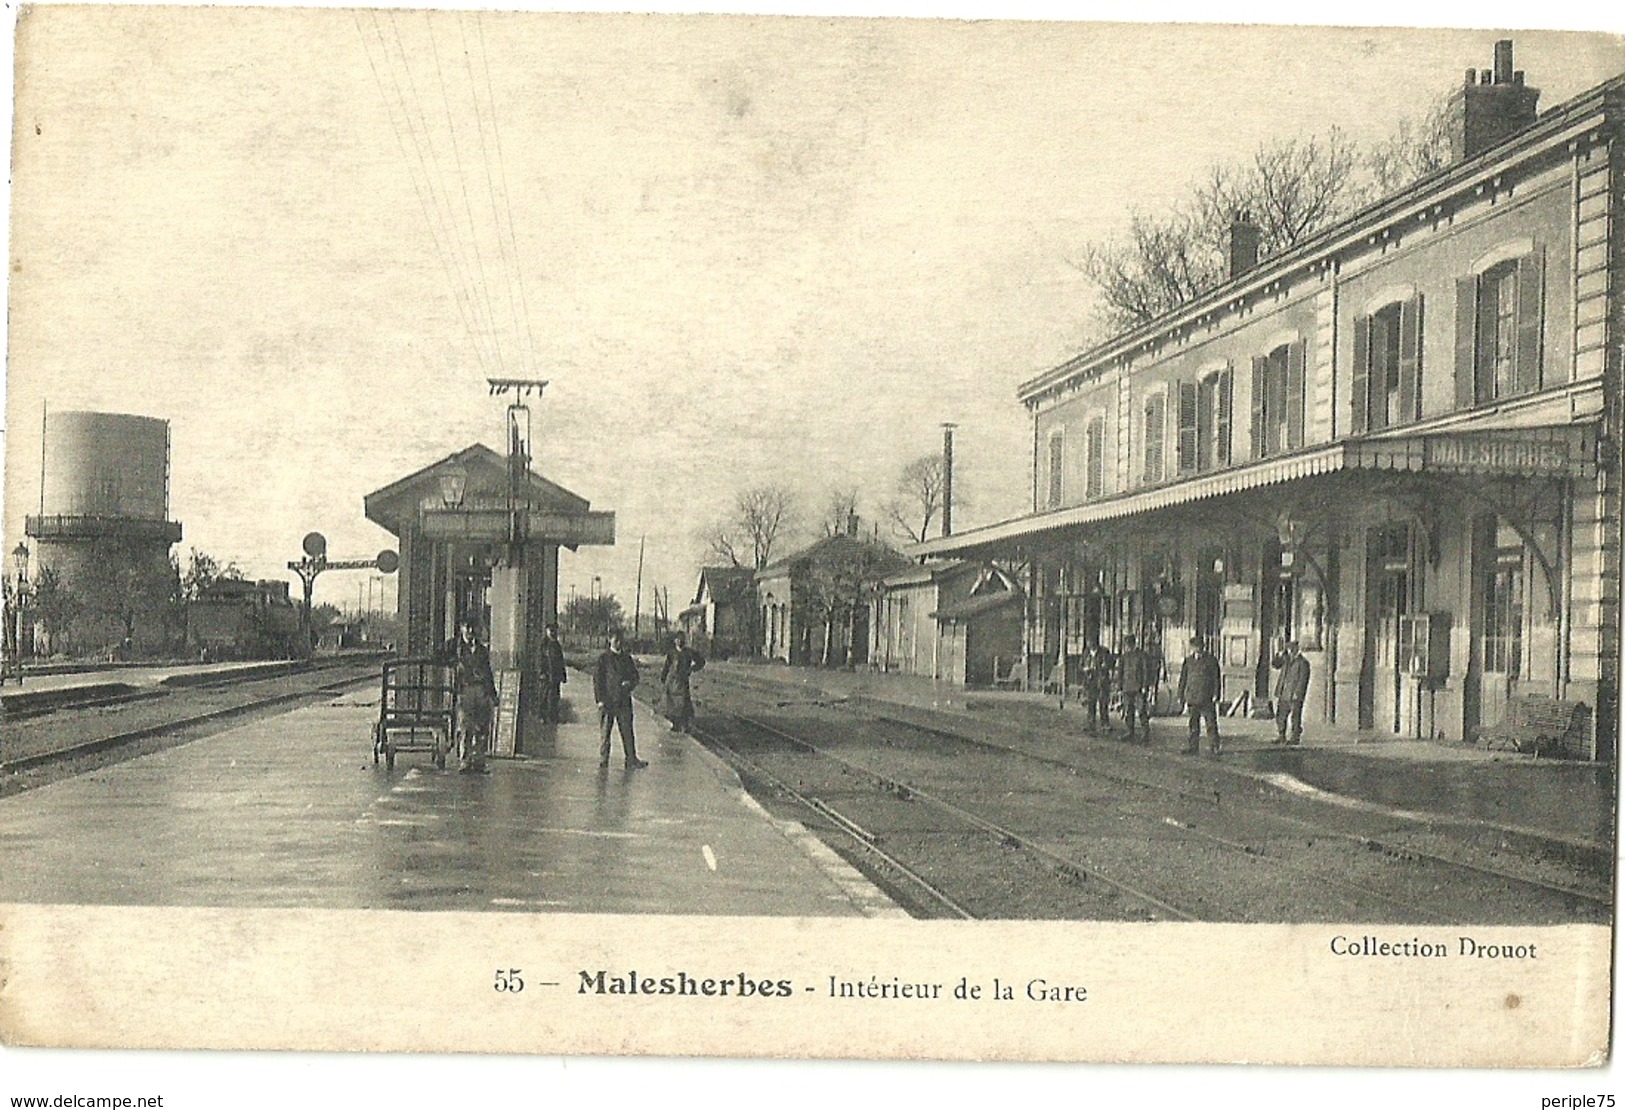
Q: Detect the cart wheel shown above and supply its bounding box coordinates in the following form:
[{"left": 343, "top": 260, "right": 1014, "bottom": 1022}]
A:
[{"left": 372, "top": 724, "right": 382, "bottom": 765}]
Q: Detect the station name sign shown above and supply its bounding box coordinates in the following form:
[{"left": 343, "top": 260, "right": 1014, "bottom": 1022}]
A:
[
  {"left": 1422, "top": 435, "right": 1575, "bottom": 475},
  {"left": 420, "top": 508, "right": 616, "bottom": 545}
]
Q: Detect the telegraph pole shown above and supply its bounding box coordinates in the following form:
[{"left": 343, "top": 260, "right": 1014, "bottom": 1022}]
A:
[{"left": 633, "top": 535, "right": 645, "bottom": 642}]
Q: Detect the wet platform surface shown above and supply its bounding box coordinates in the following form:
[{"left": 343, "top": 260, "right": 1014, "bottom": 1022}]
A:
[{"left": 0, "top": 682, "right": 899, "bottom": 917}]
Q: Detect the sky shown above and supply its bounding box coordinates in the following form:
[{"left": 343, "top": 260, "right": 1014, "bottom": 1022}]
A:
[{"left": 3, "top": 5, "right": 1624, "bottom": 622}]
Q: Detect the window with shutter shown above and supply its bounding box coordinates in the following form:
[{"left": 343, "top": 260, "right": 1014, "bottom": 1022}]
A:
[
  {"left": 1250, "top": 356, "right": 1267, "bottom": 459},
  {"left": 1455, "top": 274, "right": 1478, "bottom": 409},
  {"left": 1196, "top": 375, "right": 1214, "bottom": 468},
  {"left": 1369, "top": 304, "right": 1401, "bottom": 430},
  {"left": 1214, "top": 368, "right": 1233, "bottom": 467},
  {"left": 1177, "top": 382, "right": 1199, "bottom": 473},
  {"left": 1285, "top": 340, "right": 1306, "bottom": 450},
  {"left": 1398, "top": 293, "right": 1423, "bottom": 423},
  {"left": 1143, "top": 393, "right": 1166, "bottom": 484},
  {"left": 1351, "top": 313, "right": 1371, "bottom": 434},
  {"left": 1085, "top": 416, "right": 1105, "bottom": 499},
  {"left": 1046, "top": 432, "right": 1064, "bottom": 509},
  {"left": 1514, "top": 248, "right": 1544, "bottom": 395},
  {"left": 1193, "top": 368, "right": 1232, "bottom": 471},
  {"left": 1470, "top": 254, "right": 1542, "bottom": 404}
]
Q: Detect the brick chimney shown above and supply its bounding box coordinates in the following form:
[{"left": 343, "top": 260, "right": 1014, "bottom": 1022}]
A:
[
  {"left": 1450, "top": 40, "right": 1540, "bottom": 161},
  {"left": 1228, "top": 213, "right": 1260, "bottom": 279}
]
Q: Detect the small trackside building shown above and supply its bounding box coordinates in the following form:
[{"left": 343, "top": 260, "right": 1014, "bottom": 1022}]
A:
[
  {"left": 912, "top": 44, "right": 1623, "bottom": 760},
  {"left": 870, "top": 560, "right": 1024, "bottom": 686}
]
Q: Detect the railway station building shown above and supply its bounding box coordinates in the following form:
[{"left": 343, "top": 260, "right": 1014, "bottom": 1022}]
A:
[{"left": 913, "top": 45, "right": 1623, "bottom": 760}]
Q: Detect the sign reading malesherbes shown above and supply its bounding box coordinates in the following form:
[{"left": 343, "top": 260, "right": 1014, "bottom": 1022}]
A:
[{"left": 1423, "top": 434, "right": 1578, "bottom": 476}]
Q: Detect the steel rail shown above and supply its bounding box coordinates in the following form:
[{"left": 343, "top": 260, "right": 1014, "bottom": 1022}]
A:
[
  {"left": 705, "top": 671, "right": 1611, "bottom": 916},
  {"left": 2, "top": 667, "right": 378, "bottom": 774},
  {"left": 689, "top": 717, "right": 978, "bottom": 921},
  {"left": 708, "top": 704, "right": 1197, "bottom": 922}
]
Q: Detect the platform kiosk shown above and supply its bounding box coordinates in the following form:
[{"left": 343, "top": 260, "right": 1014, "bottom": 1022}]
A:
[{"left": 364, "top": 435, "right": 614, "bottom": 755}]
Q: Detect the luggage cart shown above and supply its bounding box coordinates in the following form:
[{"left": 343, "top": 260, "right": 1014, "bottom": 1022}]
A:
[{"left": 372, "top": 657, "right": 458, "bottom": 770}]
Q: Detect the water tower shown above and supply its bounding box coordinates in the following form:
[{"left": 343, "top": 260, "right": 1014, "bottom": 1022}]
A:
[{"left": 25, "top": 411, "right": 184, "bottom": 652}]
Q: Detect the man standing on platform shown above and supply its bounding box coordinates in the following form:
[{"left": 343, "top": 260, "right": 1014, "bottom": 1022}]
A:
[
  {"left": 1178, "top": 636, "right": 1221, "bottom": 755},
  {"left": 1273, "top": 639, "right": 1312, "bottom": 746},
  {"left": 539, "top": 622, "right": 567, "bottom": 725},
  {"left": 594, "top": 630, "right": 646, "bottom": 769},
  {"left": 1116, "top": 635, "right": 1153, "bottom": 743},
  {"left": 439, "top": 616, "right": 497, "bottom": 774},
  {"left": 660, "top": 631, "right": 706, "bottom": 734},
  {"left": 1079, "top": 639, "right": 1114, "bottom": 732}
]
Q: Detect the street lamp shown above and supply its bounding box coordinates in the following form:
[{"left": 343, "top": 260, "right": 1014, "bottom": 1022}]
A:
[{"left": 11, "top": 542, "right": 30, "bottom": 680}]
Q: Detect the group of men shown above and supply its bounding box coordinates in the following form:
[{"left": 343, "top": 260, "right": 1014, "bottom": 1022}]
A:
[
  {"left": 1074, "top": 633, "right": 1313, "bottom": 754},
  {"left": 436, "top": 616, "right": 705, "bottom": 774}
]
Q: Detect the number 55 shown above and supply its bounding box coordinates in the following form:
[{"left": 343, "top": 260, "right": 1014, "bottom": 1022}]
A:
[{"left": 494, "top": 968, "right": 524, "bottom": 993}]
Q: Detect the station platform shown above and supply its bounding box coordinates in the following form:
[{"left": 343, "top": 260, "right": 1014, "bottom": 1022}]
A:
[
  {"left": 4, "top": 659, "right": 284, "bottom": 694},
  {"left": 0, "top": 675, "right": 903, "bottom": 917},
  {"left": 703, "top": 662, "right": 1615, "bottom": 856}
]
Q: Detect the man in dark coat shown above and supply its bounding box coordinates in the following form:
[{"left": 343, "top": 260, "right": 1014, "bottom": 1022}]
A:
[
  {"left": 1078, "top": 640, "right": 1115, "bottom": 731},
  {"left": 594, "top": 631, "right": 646, "bottom": 769},
  {"left": 1273, "top": 639, "right": 1312, "bottom": 746},
  {"left": 660, "top": 631, "right": 706, "bottom": 734},
  {"left": 538, "top": 623, "right": 567, "bottom": 725},
  {"left": 1116, "top": 635, "right": 1153, "bottom": 742},
  {"left": 1177, "top": 635, "right": 1222, "bottom": 755},
  {"left": 438, "top": 617, "right": 497, "bottom": 774}
]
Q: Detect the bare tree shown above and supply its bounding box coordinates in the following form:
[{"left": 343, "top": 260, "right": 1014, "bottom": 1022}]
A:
[
  {"left": 1078, "top": 106, "right": 1457, "bottom": 333},
  {"left": 819, "top": 486, "right": 861, "bottom": 538},
  {"left": 887, "top": 454, "right": 947, "bottom": 544},
  {"left": 1364, "top": 90, "right": 1457, "bottom": 197},
  {"left": 704, "top": 484, "right": 797, "bottom": 570}
]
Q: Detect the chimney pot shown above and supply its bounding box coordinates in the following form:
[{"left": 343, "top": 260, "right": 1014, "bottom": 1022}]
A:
[
  {"left": 1481, "top": 70, "right": 1492, "bottom": 85},
  {"left": 1494, "top": 39, "right": 1514, "bottom": 83}
]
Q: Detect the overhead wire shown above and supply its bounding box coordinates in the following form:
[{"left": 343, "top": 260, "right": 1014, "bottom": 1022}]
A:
[
  {"left": 474, "top": 11, "right": 542, "bottom": 380},
  {"left": 354, "top": 10, "right": 490, "bottom": 375},
  {"left": 353, "top": 10, "right": 542, "bottom": 383},
  {"left": 425, "top": 8, "right": 508, "bottom": 378},
  {"left": 458, "top": 11, "right": 528, "bottom": 379},
  {"left": 387, "top": 10, "right": 504, "bottom": 374}
]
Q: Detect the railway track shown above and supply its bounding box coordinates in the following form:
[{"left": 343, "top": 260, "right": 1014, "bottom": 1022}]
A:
[
  {"left": 1, "top": 659, "right": 381, "bottom": 777},
  {"left": 696, "top": 671, "right": 1609, "bottom": 923}
]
